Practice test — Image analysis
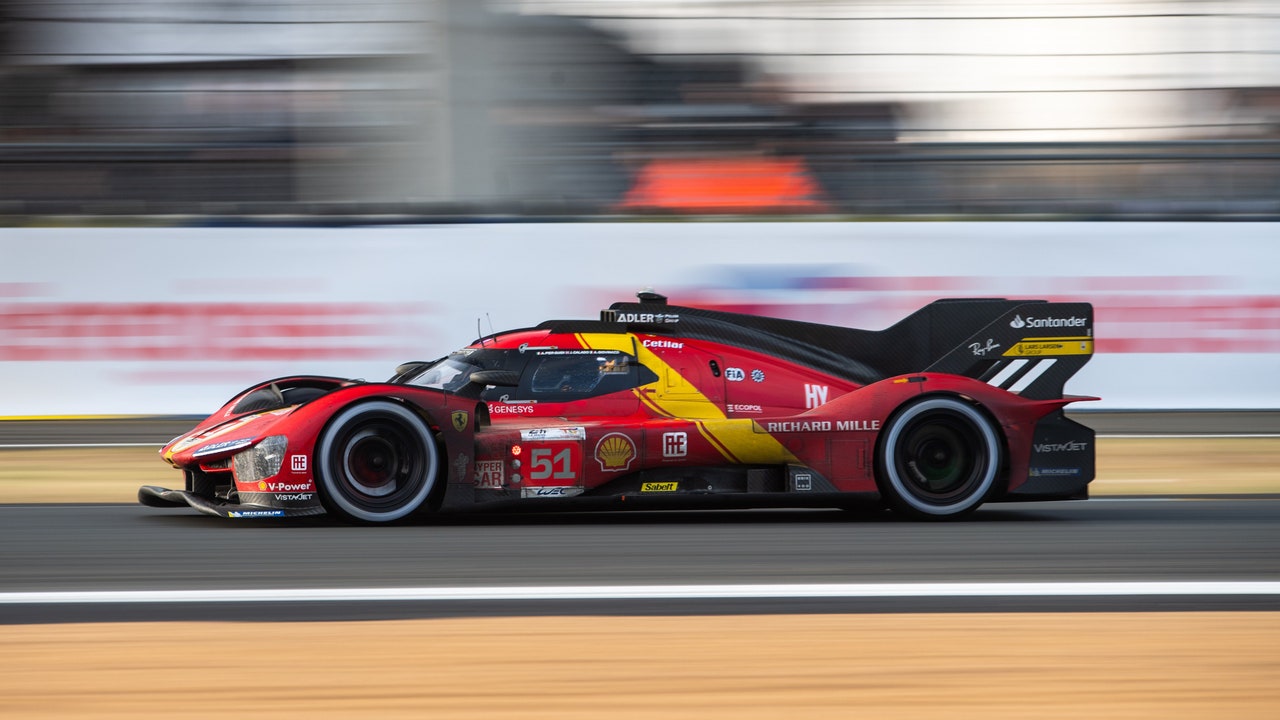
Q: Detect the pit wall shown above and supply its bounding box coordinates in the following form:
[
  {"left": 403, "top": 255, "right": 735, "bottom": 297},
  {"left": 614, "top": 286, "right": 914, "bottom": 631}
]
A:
[{"left": 1, "top": 222, "right": 1275, "bottom": 415}]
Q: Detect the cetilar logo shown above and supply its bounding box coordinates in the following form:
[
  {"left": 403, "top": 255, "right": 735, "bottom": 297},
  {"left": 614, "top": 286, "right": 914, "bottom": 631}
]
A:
[{"left": 1010, "top": 315, "right": 1027, "bottom": 329}]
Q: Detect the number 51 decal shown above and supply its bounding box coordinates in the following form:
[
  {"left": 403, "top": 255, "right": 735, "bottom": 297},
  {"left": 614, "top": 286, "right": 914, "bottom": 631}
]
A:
[{"left": 524, "top": 441, "right": 581, "bottom": 485}]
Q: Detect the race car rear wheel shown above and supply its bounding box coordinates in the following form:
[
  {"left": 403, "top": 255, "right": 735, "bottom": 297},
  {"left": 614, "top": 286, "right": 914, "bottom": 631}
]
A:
[
  {"left": 314, "top": 400, "right": 440, "bottom": 524},
  {"left": 876, "top": 396, "right": 1000, "bottom": 519}
]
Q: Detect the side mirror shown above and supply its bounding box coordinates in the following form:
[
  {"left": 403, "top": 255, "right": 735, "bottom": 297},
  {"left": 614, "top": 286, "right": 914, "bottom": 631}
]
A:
[
  {"left": 470, "top": 369, "right": 520, "bottom": 387},
  {"left": 393, "top": 361, "right": 432, "bottom": 378}
]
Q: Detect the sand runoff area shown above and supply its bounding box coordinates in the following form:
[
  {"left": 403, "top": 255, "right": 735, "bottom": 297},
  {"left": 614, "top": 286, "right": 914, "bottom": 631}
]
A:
[{"left": 2, "top": 613, "right": 1277, "bottom": 719}]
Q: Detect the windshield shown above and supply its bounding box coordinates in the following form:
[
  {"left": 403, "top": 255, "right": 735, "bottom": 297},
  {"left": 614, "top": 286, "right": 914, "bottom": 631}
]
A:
[
  {"left": 404, "top": 355, "right": 478, "bottom": 392},
  {"left": 402, "top": 348, "right": 526, "bottom": 392}
]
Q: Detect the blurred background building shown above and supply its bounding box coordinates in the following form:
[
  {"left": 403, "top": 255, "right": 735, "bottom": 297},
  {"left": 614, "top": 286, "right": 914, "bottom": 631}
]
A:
[{"left": 0, "top": 0, "right": 1277, "bottom": 217}]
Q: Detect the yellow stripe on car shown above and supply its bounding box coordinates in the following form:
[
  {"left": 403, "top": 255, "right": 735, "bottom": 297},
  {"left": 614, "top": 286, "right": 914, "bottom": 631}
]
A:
[{"left": 577, "top": 332, "right": 797, "bottom": 465}]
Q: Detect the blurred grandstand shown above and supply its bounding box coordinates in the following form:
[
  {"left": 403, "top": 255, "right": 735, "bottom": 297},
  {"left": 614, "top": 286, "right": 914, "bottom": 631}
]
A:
[{"left": 0, "top": 0, "right": 1277, "bottom": 218}]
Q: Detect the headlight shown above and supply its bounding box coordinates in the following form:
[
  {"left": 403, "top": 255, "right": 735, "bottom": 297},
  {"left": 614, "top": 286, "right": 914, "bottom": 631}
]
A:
[{"left": 232, "top": 435, "right": 288, "bottom": 484}]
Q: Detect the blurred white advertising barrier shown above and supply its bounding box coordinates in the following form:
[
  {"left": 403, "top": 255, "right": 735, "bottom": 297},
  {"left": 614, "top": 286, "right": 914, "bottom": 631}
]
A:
[{"left": 1, "top": 223, "right": 1277, "bottom": 415}]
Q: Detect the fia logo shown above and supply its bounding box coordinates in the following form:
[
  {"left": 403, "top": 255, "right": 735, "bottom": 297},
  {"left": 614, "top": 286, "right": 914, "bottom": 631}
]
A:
[
  {"left": 725, "top": 367, "right": 745, "bottom": 382},
  {"left": 662, "top": 431, "right": 688, "bottom": 458},
  {"left": 804, "top": 384, "right": 829, "bottom": 409}
]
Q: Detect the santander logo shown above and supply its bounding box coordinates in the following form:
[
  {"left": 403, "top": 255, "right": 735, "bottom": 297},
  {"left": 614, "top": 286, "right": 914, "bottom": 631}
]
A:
[{"left": 1010, "top": 314, "right": 1086, "bottom": 330}]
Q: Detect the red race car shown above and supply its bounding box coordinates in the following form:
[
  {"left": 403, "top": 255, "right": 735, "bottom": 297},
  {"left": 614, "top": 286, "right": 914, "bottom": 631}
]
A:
[{"left": 140, "top": 292, "right": 1097, "bottom": 522}]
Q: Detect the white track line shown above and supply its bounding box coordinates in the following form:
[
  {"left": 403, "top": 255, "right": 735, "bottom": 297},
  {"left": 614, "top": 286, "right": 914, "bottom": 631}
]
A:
[{"left": 3, "top": 582, "right": 1279, "bottom": 605}]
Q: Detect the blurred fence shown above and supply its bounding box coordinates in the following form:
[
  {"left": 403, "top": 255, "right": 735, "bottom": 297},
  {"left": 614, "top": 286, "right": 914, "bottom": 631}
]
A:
[
  {"left": 3, "top": 138, "right": 1276, "bottom": 217},
  {"left": 1, "top": 0, "right": 1278, "bottom": 218}
]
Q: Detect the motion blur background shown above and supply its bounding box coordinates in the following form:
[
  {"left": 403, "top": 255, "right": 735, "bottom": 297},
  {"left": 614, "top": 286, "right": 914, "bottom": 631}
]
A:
[
  {"left": 2, "top": 0, "right": 1279, "bottom": 416},
  {"left": 2, "top": 0, "right": 1278, "bottom": 216}
]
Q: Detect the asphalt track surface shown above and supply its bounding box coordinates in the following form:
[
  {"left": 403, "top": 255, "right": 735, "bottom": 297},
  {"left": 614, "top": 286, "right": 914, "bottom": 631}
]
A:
[
  {"left": 3, "top": 496, "right": 1278, "bottom": 624},
  {"left": 3, "top": 412, "right": 1278, "bottom": 625}
]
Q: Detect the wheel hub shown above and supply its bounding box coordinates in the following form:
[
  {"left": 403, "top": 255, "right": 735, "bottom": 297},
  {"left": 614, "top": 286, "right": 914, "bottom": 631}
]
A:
[{"left": 344, "top": 430, "right": 401, "bottom": 497}]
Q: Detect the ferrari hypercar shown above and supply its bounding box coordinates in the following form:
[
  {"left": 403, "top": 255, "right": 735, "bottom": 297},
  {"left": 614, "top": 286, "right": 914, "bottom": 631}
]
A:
[{"left": 140, "top": 292, "right": 1097, "bottom": 522}]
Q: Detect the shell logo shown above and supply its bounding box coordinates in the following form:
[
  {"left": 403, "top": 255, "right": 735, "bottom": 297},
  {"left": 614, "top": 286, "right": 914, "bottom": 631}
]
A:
[{"left": 594, "top": 432, "right": 636, "bottom": 472}]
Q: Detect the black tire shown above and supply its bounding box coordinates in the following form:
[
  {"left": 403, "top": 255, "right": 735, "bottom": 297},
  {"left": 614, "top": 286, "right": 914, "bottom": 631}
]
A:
[
  {"left": 314, "top": 400, "right": 440, "bottom": 524},
  {"left": 876, "top": 396, "right": 1001, "bottom": 519}
]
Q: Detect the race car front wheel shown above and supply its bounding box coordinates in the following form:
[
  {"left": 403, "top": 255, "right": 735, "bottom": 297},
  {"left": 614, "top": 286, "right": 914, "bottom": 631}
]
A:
[
  {"left": 876, "top": 396, "right": 1001, "bottom": 519},
  {"left": 314, "top": 400, "right": 440, "bottom": 524}
]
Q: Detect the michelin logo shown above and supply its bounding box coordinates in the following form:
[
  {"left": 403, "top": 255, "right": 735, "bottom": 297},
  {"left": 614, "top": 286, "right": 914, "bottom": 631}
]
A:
[
  {"left": 1010, "top": 315, "right": 1087, "bottom": 330},
  {"left": 228, "top": 510, "right": 285, "bottom": 518}
]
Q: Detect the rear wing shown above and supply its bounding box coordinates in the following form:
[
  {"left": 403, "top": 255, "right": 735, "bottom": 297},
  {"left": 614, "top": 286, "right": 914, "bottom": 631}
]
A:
[{"left": 916, "top": 299, "right": 1093, "bottom": 400}]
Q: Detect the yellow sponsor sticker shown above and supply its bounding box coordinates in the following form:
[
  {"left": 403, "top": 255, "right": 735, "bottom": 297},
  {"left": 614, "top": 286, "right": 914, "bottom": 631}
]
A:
[
  {"left": 1002, "top": 337, "right": 1093, "bottom": 357},
  {"left": 641, "top": 481, "right": 679, "bottom": 493}
]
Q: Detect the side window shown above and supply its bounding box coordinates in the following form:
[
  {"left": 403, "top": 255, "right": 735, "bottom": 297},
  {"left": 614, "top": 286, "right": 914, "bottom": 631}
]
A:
[
  {"left": 532, "top": 356, "right": 600, "bottom": 394},
  {"left": 522, "top": 351, "right": 644, "bottom": 400}
]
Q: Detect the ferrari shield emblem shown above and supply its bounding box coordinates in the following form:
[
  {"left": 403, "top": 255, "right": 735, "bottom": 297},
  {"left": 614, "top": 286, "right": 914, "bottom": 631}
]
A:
[{"left": 451, "top": 410, "right": 469, "bottom": 432}]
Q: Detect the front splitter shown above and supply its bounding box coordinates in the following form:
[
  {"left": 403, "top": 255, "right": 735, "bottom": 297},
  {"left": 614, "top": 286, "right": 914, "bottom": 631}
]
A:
[{"left": 138, "top": 485, "right": 327, "bottom": 519}]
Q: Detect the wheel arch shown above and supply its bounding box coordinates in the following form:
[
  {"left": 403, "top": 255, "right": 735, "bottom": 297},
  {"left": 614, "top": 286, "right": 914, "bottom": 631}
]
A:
[{"left": 315, "top": 393, "right": 448, "bottom": 453}]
